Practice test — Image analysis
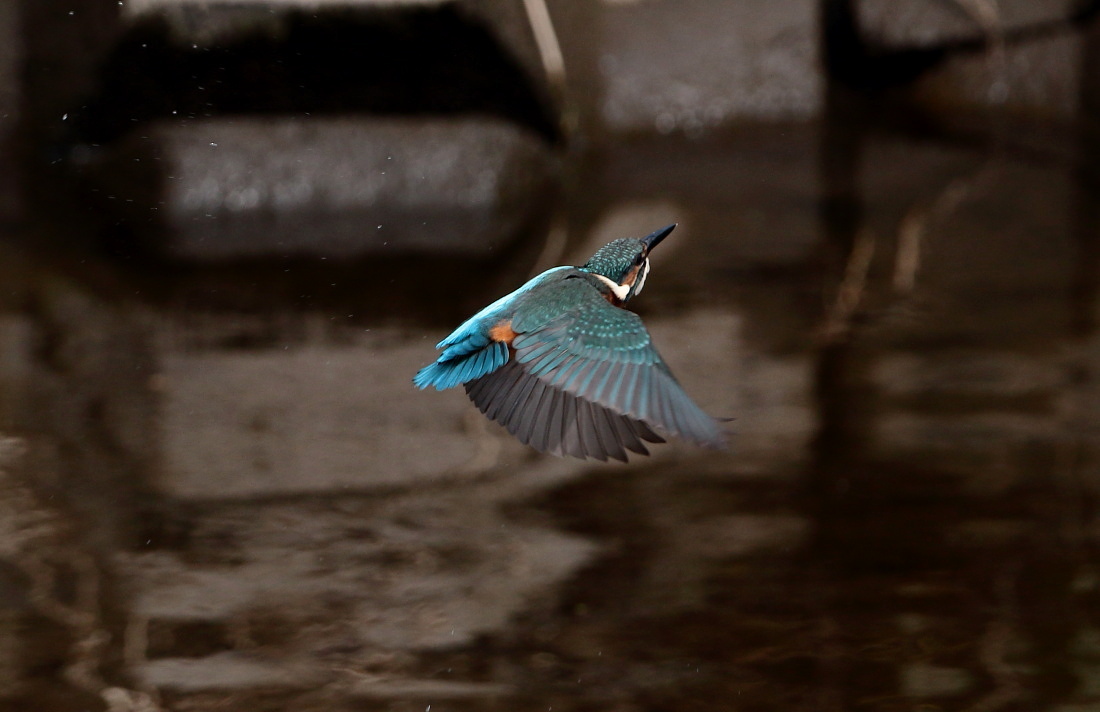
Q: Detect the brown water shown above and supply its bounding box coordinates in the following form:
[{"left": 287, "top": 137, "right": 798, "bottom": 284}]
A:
[{"left": 1, "top": 119, "right": 1099, "bottom": 711}]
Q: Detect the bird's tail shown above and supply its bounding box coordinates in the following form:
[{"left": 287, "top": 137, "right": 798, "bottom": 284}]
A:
[{"left": 413, "top": 341, "right": 510, "bottom": 391}]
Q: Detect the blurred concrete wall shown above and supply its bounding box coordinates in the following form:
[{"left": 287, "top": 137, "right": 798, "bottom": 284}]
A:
[{"left": 559, "top": 0, "right": 823, "bottom": 135}]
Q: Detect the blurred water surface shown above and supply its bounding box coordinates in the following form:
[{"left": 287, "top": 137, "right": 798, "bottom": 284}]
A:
[{"left": 1, "top": 117, "right": 1099, "bottom": 712}]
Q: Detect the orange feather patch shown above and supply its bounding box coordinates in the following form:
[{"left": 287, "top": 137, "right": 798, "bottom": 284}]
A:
[{"left": 489, "top": 319, "right": 517, "bottom": 344}]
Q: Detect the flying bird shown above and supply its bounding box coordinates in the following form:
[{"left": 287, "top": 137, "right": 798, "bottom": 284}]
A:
[{"left": 414, "top": 224, "right": 726, "bottom": 461}]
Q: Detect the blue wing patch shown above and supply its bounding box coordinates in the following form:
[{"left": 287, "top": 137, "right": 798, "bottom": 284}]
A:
[
  {"left": 413, "top": 266, "right": 572, "bottom": 392},
  {"left": 413, "top": 338, "right": 509, "bottom": 391}
]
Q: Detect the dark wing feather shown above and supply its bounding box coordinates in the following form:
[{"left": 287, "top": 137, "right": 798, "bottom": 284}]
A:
[
  {"left": 575, "top": 399, "right": 607, "bottom": 461},
  {"left": 466, "top": 359, "right": 667, "bottom": 461}
]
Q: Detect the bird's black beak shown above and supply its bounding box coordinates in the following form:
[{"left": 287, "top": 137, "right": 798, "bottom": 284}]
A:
[{"left": 641, "top": 224, "right": 676, "bottom": 253}]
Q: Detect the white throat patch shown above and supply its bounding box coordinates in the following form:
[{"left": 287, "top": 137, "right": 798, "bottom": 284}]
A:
[
  {"left": 592, "top": 274, "right": 631, "bottom": 301},
  {"left": 633, "top": 258, "right": 651, "bottom": 296}
]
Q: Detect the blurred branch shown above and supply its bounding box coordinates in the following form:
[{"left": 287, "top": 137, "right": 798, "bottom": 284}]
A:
[
  {"left": 821, "top": 157, "right": 997, "bottom": 344},
  {"left": 895, "top": 176, "right": 970, "bottom": 292},
  {"left": 819, "top": 227, "right": 876, "bottom": 344},
  {"left": 951, "top": 0, "right": 1008, "bottom": 89},
  {"left": 895, "top": 160, "right": 998, "bottom": 293},
  {"left": 952, "top": 0, "right": 1003, "bottom": 38},
  {"left": 522, "top": 0, "right": 567, "bottom": 101}
]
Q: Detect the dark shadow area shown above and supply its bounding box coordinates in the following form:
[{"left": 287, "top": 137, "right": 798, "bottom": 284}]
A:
[{"left": 66, "top": 5, "right": 559, "bottom": 147}]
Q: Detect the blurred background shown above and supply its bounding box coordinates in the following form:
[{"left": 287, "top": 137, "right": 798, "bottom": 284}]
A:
[{"left": 1, "top": 0, "right": 1100, "bottom": 709}]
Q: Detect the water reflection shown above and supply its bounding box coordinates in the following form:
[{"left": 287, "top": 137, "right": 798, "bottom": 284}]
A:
[{"left": 1, "top": 119, "right": 1100, "bottom": 711}]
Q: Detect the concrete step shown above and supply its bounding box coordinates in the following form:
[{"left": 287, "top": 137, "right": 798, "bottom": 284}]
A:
[
  {"left": 856, "top": 0, "right": 1082, "bottom": 50},
  {"left": 94, "top": 117, "right": 557, "bottom": 259},
  {"left": 575, "top": 0, "right": 823, "bottom": 134}
]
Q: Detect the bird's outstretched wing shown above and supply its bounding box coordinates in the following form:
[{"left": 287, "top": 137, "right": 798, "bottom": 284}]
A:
[
  {"left": 464, "top": 276, "right": 725, "bottom": 460},
  {"left": 465, "top": 358, "right": 666, "bottom": 461}
]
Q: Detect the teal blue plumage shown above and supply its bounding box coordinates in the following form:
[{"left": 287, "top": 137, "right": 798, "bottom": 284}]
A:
[
  {"left": 414, "top": 224, "right": 726, "bottom": 461},
  {"left": 412, "top": 266, "right": 569, "bottom": 390}
]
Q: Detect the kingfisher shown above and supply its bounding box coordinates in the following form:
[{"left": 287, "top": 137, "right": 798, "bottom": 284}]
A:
[{"left": 413, "top": 224, "right": 727, "bottom": 461}]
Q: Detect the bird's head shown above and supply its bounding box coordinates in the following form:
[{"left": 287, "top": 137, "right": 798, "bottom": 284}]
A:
[{"left": 579, "top": 224, "right": 675, "bottom": 303}]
